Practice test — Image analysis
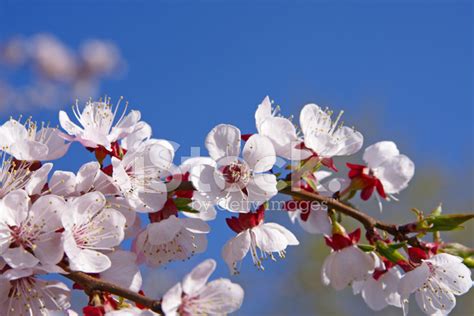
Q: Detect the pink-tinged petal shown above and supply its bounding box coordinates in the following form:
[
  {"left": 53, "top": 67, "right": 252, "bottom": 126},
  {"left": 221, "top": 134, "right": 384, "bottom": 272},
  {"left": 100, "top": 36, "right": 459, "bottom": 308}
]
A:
[
  {"left": 147, "top": 216, "right": 183, "bottom": 245},
  {"left": 205, "top": 124, "right": 241, "bottom": 161},
  {"left": 10, "top": 139, "right": 49, "bottom": 161},
  {"left": 3, "top": 246, "right": 40, "bottom": 269},
  {"left": 218, "top": 189, "right": 250, "bottom": 213},
  {"left": 101, "top": 250, "right": 142, "bottom": 292},
  {"left": 29, "top": 194, "right": 65, "bottom": 230},
  {"left": 222, "top": 230, "right": 251, "bottom": 274},
  {"left": 242, "top": 134, "right": 276, "bottom": 172},
  {"left": 93, "top": 209, "right": 126, "bottom": 248},
  {"left": 1, "top": 189, "right": 30, "bottom": 226},
  {"left": 76, "top": 162, "right": 100, "bottom": 194},
  {"left": 25, "top": 162, "right": 53, "bottom": 195},
  {"left": 50, "top": 171, "right": 76, "bottom": 196},
  {"left": 0, "top": 277, "right": 10, "bottom": 304},
  {"left": 180, "top": 218, "right": 210, "bottom": 234},
  {"left": 59, "top": 110, "right": 83, "bottom": 135},
  {"left": 68, "top": 247, "right": 111, "bottom": 273},
  {"left": 363, "top": 141, "right": 400, "bottom": 169},
  {"left": 376, "top": 154, "right": 414, "bottom": 194},
  {"left": 36, "top": 127, "right": 71, "bottom": 160},
  {"left": 182, "top": 259, "right": 216, "bottom": 295},
  {"left": 255, "top": 95, "right": 272, "bottom": 132},
  {"left": 360, "top": 277, "right": 389, "bottom": 311},
  {"left": 34, "top": 232, "right": 64, "bottom": 265},
  {"left": 162, "top": 283, "right": 183, "bottom": 316},
  {"left": 190, "top": 164, "right": 225, "bottom": 197}
]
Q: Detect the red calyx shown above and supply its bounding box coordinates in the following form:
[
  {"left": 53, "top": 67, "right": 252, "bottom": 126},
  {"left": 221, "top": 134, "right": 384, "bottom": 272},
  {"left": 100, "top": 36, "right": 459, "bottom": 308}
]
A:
[
  {"left": 83, "top": 306, "right": 105, "bottom": 316},
  {"left": 226, "top": 206, "right": 265, "bottom": 233},
  {"left": 136, "top": 290, "right": 147, "bottom": 309},
  {"left": 324, "top": 228, "right": 361, "bottom": 251},
  {"left": 149, "top": 199, "right": 178, "bottom": 223},
  {"left": 346, "top": 163, "right": 387, "bottom": 200},
  {"left": 241, "top": 134, "right": 253, "bottom": 141},
  {"left": 408, "top": 247, "right": 431, "bottom": 263},
  {"left": 372, "top": 258, "right": 395, "bottom": 280},
  {"left": 295, "top": 142, "right": 339, "bottom": 172}
]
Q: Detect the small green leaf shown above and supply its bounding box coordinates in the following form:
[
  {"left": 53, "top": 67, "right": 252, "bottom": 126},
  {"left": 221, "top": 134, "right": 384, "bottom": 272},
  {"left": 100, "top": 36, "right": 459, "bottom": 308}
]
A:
[
  {"left": 358, "top": 244, "right": 375, "bottom": 252},
  {"left": 174, "top": 198, "right": 192, "bottom": 208},
  {"left": 422, "top": 214, "right": 474, "bottom": 232},
  {"left": 430, "top": 204, "right": 442, "bottom": 216},
  {"left": 375, "top": 240, "right": 407, "bottom": 264},
  {"left": 387, "top": 242, "right": 407, "bottom": 250}
]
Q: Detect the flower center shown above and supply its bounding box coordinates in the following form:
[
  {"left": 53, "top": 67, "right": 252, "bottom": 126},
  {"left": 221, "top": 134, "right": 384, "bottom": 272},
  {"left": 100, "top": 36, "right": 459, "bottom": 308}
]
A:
[{"left": 222, "top": 162, "right": 250, "bottom": 185}]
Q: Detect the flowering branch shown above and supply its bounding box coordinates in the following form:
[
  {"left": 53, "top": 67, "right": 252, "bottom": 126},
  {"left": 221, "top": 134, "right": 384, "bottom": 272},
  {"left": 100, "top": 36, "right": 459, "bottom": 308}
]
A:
[{"left": 61, "top": 265, "right": 163, "bottom": 313}]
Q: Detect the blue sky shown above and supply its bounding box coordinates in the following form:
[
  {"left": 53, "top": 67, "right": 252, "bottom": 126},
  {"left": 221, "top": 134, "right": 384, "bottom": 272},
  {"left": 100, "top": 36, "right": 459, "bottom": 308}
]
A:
[{"left": 1, "top": 1, "right": 472, "bottom": 315}]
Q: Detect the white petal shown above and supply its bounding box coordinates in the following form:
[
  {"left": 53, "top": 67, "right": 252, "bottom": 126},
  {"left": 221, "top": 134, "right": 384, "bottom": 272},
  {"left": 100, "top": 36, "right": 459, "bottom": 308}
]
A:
[
  {"left": 299, "top": 103, "right": 331, "bottom": 136},
  {"left": 205, "top": 124, "right": 241, "bottom": 161},
  {"left": 253, "top": 225, "right": 288, "bottom": 253},
  {"left": 259, "top": 117, "right": 298, "bottom": 159},
  {"left": 398, "top": 262, "right": 430, "bottom": 299},
  {"left": 162, "top": 283, "right": 183, "bottom": 316},
  {"left": 3, "top": 246, "right": 40, "bottom": 269},
  {"left": 298, "top": 209, "right": 331, "bottom": 235},
  {"left": 1, "top": 189, "right": 30, "bottom": 226},
  {"left": 121, "top": 121, "right": 152, "bottom": 151},
  {"left": 25, "top": 162, "right": 52, "bottom": 195},
  {"left": 34, "top": 233, "right": 64, "bottom": 265},
  {"left": 182, "top": 259, "right": 216, "bottom": 295},
  {"left": 243, "top": 134, "right": 276, "bottom": 172},
  {"left": 325, "top": 246, "right": 375, "bottom": 290},
  {"left": 261, "top": 222, "right": 299, "bottom": 245},
  {"left": 0, "top": 277, "right": 10, "bottom": 304},
  {"left": 36, "top": 128, "right": 70, "bottom": 160},
  {"left": 101, "top": 250, "right": 142, "bottom": 292},
  {"left": 190, "top": 164, "right": 224, "bottom": 197},
  {"left": 76, "top": 161, "right": 100, "bottom": 194},
  {"left": 50, "top": 171, "right": 76, "bottom": 196},
  {"left": 361, "top": 277, "right": 389, "bottom": 311},
  {"left": 363, "top": 141, "right": 400, "bottom": 168},
  {"left": 59, "top": 110, "right": 83, "bottom": 135},
  {"left": 255, "top": 95, "right": 272, "bottom": 132},
  {"left": 180, "top": 218, "right": 210, "bottom": 234},
  {"left": 330, "top": 126, "right": 364, "bottom": 157},
  {"left": 376, "top": 154, "right": 415, "bottom": 194},
  {"left": 222, "top": 230, "right": 251, "bottom": 274},
  {"left": 68, "top": 247, "right": 111, "bottom": 273},
  {"left": 246, "top": 173, "right": 278, "bottom": 207},
  {"left": 195, "top": 279, "right": 244, "bottom": 314},
  {"left": 147, "top": 216, "right": 183, "bottom": 245},
  {"left": 428, "top": 254, "right": 472, "bottom": 295}
]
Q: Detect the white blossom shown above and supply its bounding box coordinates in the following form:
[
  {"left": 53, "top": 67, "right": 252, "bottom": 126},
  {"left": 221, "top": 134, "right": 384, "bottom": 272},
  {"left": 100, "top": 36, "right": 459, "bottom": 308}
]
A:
[
  {"left": 162, "top": 259, "right": 244, "bottom": 316},
  {"left": 398, "top": 253, "right": 472, "bottom": 315}
]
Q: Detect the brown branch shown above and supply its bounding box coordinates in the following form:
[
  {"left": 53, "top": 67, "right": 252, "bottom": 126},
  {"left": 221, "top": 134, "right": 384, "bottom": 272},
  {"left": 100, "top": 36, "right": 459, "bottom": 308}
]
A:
[
  {"left": 60, "top": 264, "right": 163, "bottom": 314},
  {"left": 60, "top": 180, "right": 423, "bottom": 312}
]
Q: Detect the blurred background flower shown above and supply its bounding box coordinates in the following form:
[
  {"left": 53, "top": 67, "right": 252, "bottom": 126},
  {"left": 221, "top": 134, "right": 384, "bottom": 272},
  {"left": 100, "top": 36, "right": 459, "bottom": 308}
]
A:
[
  {"left": 0, "top": 33, "right": 125, "bottom": 111},
  {"left": 0, "top": 1, "right": 472, "bottom": 315}
]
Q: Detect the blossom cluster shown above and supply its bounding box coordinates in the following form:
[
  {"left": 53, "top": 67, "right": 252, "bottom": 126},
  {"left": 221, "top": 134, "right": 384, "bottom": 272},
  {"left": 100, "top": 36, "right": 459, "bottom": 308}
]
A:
[{"left": 0, "top": 96, "right": 471, "bottom": 315}]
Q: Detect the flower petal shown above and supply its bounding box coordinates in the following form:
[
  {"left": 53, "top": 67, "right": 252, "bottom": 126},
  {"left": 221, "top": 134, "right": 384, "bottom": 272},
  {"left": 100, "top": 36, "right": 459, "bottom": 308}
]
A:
[
  {"left": 242, "top": 134, "right": 276, "bottom": 172},
  {"left": 205, "top": 124, "right": 241, "bottom": 161}
]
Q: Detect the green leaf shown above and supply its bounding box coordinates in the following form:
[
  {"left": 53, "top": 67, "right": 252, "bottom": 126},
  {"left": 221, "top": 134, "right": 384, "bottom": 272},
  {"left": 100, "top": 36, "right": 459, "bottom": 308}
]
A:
[
  {"left": 174, "top": 198, "right": 192, "bottom": 208},
  {"left": 422, "top": 214, "right": 474, "bottom": 232},
  {"left": 178, "top": 205, "right": 200, "bottom": 214},
  {"left": 375, "top": 240, "right": 407, "bottom": 264},
  {"left": 387, "top": 242, "right": 407, "bottom": 250},
  {"left": 358, "top": 244, "right": 376, "bottom": 252},
  {"left": 276, "top": 180, "right": 289, "bottom": 191},
  {"left": 430, "top": 204, "right": 442, "bottom": 216}
]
